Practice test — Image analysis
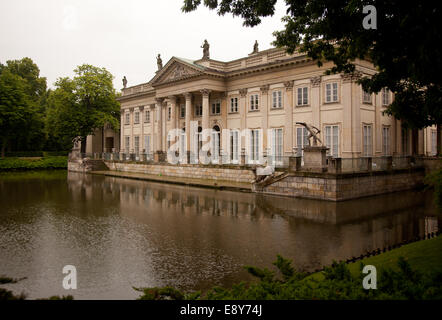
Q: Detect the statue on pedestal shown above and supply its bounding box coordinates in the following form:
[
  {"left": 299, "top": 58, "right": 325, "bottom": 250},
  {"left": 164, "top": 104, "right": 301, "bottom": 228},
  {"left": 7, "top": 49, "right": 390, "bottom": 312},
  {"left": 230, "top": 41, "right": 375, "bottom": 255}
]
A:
[
  {"left": 201, "top": 39, "right": 210, "bottom": 59},
  {"left": 252, "top": 40, "right": 259, "bottom": 54},
  {"left": 296, "top": 122, "right": 322, "bottom": 146},
  {"left": 122, "top": 76, "right": 127, "bottom": 89},
  {"left": 157, "top": 54, "right": 163, "bottom": 71}
]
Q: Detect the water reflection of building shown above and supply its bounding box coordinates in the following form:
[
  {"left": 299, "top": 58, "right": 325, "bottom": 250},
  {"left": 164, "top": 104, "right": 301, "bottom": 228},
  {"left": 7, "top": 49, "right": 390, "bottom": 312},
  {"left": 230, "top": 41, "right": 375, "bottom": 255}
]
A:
[{"left": 74, "top": 173, "right": 438, "bottom": 272}]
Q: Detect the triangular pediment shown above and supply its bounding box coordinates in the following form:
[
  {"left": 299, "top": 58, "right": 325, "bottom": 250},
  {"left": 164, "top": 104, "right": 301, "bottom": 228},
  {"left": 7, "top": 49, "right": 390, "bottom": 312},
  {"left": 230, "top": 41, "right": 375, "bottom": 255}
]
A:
[{"left": 150, "top": 57, "right": 205, "bottom": 86}]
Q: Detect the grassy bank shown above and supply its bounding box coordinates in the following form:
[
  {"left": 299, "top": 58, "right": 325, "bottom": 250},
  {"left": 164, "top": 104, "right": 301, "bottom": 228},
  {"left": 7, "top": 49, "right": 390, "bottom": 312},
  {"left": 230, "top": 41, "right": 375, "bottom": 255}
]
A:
[{"left": 0, "top": 156, "right": 67, "bottom": 171}]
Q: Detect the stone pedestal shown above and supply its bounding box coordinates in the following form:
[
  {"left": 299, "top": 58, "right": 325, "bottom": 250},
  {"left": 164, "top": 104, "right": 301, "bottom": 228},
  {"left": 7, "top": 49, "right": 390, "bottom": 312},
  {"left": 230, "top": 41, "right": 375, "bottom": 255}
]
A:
[
  {"left": 154, "top": 151, "right": 166, "bottom": 163},
  {"left": 302, "top": 146, "right": 329, "bottom": 172},
  {"left": 288, "top": 156, "right": 302, "bottom": 173}
]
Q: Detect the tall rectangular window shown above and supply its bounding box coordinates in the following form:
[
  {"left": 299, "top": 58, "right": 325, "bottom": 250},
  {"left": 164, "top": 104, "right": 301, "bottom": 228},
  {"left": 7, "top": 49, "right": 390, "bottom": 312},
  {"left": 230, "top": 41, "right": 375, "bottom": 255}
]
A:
[
  {"left": 145, "top": 110, "right": 150, "bottom": 123},
  {"left": 134, "top": 111, "right": 140, "bottom": 124},
  {"left": 249, "top": 129, "right": 261, "bottom": 163},
  {"left": 297, "top": 87, "right": 308, "bottom": 106},
  {"left": 296, "top": 127, "right": 309, "bottom": 157},
  {"left": 272, "top": 91, "right": 282, "bottom": 108},
  {"left": 134, "top": 136, "right": 140, "bottom": 154},
  {"left": 363, "top": 124, "right": 373, "bottom": 156},
  {"left": 382, "top": 127, "right": 390, "bottom": 155},
  {"left": 326, "top": 82, "right": 338, "bottom": 103},
  {"left": 250, "top": 94, "right": 259, "bottom": 111},
  {"left": 167, "top": 107, "right": 171, "bottom": 120},
  {"left": 431, "top": 130, "right": 437, "bottom": 156},
  {"left": 230, "top": 130, "right": 240, "bottom": 163},
  {"left": 144, "top": 135, "right": 151, "bottom": 155},
  {"left": 125, "top": 113, "right": 130, "bottom": 125},
  {"left": 325, "top": 125, "right": 339, "bottom": 157},
  {"left": 270, "top": 128, "right": 283, "bottom": 165},
  {"left": 230, "top": 97, "right": 238, "bottom": 113},
  {"left": 382, "top": 88, "right": 390, "bottom": 106},
  {"left": 195, "top": 104, "right": 202, "bottom": 117},
  {"left": 211, "top": 100, "right": 221, "bottom": 115},
  {"left": 211, "top": 129, "right": 220, "bottom": 163},
  {"left": 402, "top": 127, "right": 409, "bottom": 155},
  {"left": 125, "top": 136, "right": 130, "bottom": 153},
  {"left": 180, "top": 105, "right": 185, "bottom": 118}
]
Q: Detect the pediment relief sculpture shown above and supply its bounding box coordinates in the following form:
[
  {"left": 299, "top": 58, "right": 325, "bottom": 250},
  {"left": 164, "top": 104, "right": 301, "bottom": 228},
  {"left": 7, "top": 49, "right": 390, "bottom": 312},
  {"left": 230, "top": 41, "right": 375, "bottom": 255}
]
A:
[{"left": 162, "top": 64, "right": 199, "bottom": 82}]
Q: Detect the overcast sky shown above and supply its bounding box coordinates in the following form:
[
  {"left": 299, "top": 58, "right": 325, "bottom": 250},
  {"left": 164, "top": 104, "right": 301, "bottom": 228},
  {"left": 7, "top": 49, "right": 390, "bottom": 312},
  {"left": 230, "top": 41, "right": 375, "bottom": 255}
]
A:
[{"left": 0, "top": 0, "right": 287, "bottom": 90}]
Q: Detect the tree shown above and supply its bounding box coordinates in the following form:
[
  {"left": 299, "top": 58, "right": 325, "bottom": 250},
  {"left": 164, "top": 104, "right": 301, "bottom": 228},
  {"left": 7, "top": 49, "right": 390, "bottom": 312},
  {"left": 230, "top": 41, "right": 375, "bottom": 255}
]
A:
[
  {"left": 0, "top": 69, "right": 32, "bottom": 157},
  {"left": 0, "top": 58, "right": 47, "bottom": 152},
  {"left": 182, "top": 1, "right": 442, "bottom": 153},
  {"left": 46, "top": 65, "right": 120, "bottom": 153}
]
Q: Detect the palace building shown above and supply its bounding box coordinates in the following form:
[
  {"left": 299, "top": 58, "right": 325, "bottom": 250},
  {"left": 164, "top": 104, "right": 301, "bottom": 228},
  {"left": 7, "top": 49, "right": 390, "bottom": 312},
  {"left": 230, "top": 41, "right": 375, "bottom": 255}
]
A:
[{"left": 116, "top": 42, "right": 439, "bottom": 164}]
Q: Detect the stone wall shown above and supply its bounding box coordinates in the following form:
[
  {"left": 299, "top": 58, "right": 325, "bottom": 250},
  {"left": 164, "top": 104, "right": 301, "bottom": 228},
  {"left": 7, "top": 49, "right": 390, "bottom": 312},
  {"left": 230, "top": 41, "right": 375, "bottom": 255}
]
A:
[
  {"left": 68, "top": 159, "right": 109, "bottom": 173},
  {"left": 255, "top": 168, "right": 426, "bottom": 201},
  {"left": 104, "top": 161, "right": 255, "bottom": 183}
]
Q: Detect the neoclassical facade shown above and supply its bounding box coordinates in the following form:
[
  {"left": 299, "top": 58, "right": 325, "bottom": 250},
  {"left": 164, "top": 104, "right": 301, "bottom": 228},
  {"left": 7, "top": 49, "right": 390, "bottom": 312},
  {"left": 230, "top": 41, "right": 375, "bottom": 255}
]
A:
[{"left": 117, "top": 45, "right": 438, "bottom": 163}]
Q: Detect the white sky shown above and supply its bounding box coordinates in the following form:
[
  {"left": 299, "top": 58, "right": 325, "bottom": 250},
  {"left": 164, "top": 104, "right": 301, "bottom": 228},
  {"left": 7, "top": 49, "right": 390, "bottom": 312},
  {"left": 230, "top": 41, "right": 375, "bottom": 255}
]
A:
[{"left": 0, "top": 0, "right": 287, "bottom": 90}]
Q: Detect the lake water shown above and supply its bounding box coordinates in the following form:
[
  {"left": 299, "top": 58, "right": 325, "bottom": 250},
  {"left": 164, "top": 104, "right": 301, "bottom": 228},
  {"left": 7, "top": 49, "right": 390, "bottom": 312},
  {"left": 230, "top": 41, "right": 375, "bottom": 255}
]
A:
[{"left": 0, "top": 170, "right": 439, "bottom": 299}]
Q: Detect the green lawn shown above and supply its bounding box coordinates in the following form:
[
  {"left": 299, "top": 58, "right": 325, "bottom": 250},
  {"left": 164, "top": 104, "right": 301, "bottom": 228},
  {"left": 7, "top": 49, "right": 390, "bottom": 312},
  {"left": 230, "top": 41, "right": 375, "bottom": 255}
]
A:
[
  {"left": 309, "top": 235, "right": 442, "bottom": 281},
  {"left": 0, "top": 156, "right": 67, "bottom": 171}
]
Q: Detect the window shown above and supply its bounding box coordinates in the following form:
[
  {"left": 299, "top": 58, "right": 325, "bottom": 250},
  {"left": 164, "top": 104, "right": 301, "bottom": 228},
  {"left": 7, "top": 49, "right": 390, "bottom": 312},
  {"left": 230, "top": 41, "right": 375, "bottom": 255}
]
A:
[
  {"left": 134, "top": 136, "right": 140, "bottom": 154},
  {"left": 180, "top": 105, "right": 185, "bottom": 118},
  {"left": 402, "top": 127, "right": 409, "bottom": 155},
  {"left": 250, "top": 94, "right": 259, "bottom": 111},
  {"left": 230, "top": 97, "right": 238, "bottom": 113},
  {"left": 270, "top": 128, "right": 283, "bottom": 165},
  {"left": 325, "top": 125, "right": 339, "bottom": 157},
  {"left": 167, "top": 107, "right": 171, "bottom": 121},
  {"left": 272, "top": 91, "right": 282, "bottom": 108},
  {"left": 125, "top": 112, "right": 130, "bottom": 125},
  {"left": 431, "top": 130, "right": 437, "bottom": 156},
  {"left": 211, "top": 126, "right": 220, "bottom": 163},
  {"left": 145, "top": 110, "right": 150, "bottom": 123},
  {"left": 125, "top": 136, "right": 130, "bottom": 153},
  {"left": 134, "top": 111, "right": 140, "bottom": 124},
  {"left": 363, "top": 124, "right": 373, "bottom": 156},
  {"left": 382, "top": 127, "right": 390, "bottom": 155},
  {"left": 382, "top": 88, "right": 390, "bottom": 106},
  {"left": 249, "top": 129, "right": 261, "bottom": 163},
  {"left": 195, "top": 104, "right": 202, "bottom": 117},
  {"left": 325, "top": 82, "right": 338, "bottom": 103},
  {"left": 211, "top": 100, "right": 221, "bottom": 115},
  {"left": 144, "top": 135, "right": 151, "bottom": 155},
  {"left": 363, "top": 90, "right": 372, "bottom": 104},
  {"left": 229, "top": 130, "right": 240, "bottom": 163},
  {"left": 296, "top": 127, "right": 309, "bottom": 158},
  {"left": 297, "top": 87, "right": 308, "bottom": 106}
]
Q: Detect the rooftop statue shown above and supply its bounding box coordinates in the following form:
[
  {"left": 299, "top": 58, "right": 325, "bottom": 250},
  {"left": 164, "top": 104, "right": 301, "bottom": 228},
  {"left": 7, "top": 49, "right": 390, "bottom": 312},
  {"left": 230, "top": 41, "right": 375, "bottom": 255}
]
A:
[
  {"left": 252, "top": 40, "right": 259, "bottom": 54},
  {"left": 122, "top": 76, "right": 127, "bottom": 89},
  {"left": 296, "top": 122, "right": 322, "bottom": 146},
  {"left": 201, "top": 39, "right": 210, "bottom": 59},
  {"left": 157, "top": 54, "right": 163, "bottom": 71}
]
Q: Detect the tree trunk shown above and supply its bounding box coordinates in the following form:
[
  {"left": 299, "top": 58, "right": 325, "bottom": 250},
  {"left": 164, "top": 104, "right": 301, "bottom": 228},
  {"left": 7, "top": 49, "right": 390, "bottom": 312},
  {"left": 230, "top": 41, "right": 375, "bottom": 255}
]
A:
[
  {"left": 1, "top": 138, "right": 6, "bottom": 158},
  {"left": 81, "top": 136, "right": 87, "bottom": 154},
  {"left": 437, "top": 124, "right": 441, "bottom": 156}
]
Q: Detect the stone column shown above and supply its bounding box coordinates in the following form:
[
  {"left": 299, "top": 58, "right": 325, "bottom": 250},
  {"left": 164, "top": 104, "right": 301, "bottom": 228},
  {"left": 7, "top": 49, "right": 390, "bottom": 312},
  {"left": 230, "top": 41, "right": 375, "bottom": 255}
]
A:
[
  {"left": 155, "top": 98, "right": 163, "bottom": 161},
  {"left": 184, "top": 93, "right": 192, "bottom": 151},
  {"left": 310, "top": 76, "right": 321, "bottom": 130},
  {"left": 129, "top": 107, "right": 134, "bottom": 154},
  {"left": 169, "top": 96, "right": 177, "bottom": 131},
  {"left": 201, "top": 89, "right": 211, "bottom": 130},
  {"left": 239, "top": 88, "right": 248, "bottom": 147},
  {"left": 150, "top": 104, "right": 155, "bottom": 156},
  {"left": 260, "top": 85, "right": 269, "bottom": 153},
  {"left": 284, "top": 81, "right": 294, "bottom": 155},
  {"left": 120, "top": 110, "right": 124, "bottom": 154},
  {"left": 162, "top": 100, "right": 167, "bottom": 152},
  {"left": 139, "top": 106, "right": 144, "bottom": 154}
]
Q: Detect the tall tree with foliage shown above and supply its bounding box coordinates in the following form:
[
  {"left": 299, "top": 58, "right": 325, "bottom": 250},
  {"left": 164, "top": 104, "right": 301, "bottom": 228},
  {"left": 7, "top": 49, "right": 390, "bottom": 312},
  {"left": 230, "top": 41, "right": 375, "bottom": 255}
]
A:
[
  {"left": 0, "top": 58, "right": 47, "bottom": 154},
  {"left": 46, "top": 65, "right": 120, "bottom": 153},
  {"left": 182, "top": 0, "right": 442, "bottom": 153}
]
